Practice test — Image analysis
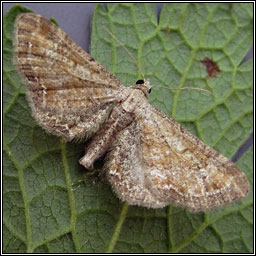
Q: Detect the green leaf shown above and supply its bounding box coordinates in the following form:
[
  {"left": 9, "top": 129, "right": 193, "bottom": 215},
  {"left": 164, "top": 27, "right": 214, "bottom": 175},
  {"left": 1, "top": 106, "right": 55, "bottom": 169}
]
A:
[{"left": 3, "top": 3, "right": 253, "bottom": 253}]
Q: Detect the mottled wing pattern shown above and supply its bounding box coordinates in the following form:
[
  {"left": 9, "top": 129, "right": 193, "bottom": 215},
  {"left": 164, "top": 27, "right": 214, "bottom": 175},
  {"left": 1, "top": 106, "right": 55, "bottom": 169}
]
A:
[
  {"left": 14, "top": 13, "right": 123, "bottom": 140},
  {"left": 106, "top": 104, "right": 249, "bottom": 211}
]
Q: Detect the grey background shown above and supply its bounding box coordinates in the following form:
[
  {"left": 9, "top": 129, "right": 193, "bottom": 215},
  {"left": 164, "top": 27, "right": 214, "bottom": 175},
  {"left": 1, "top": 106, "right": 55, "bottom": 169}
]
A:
[{"left": 3, "top": 3, "right": 253, "bottom": 160}]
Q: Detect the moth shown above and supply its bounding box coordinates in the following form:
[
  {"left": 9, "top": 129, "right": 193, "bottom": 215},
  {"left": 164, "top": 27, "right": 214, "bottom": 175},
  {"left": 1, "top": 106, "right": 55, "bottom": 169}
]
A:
[{"left": 13, "top": 13, "right": 250, "bottom": 212}]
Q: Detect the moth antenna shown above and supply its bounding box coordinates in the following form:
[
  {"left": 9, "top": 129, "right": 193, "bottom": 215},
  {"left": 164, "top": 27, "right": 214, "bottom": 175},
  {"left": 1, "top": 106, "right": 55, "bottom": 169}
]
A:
[
  {"left": 104, "top": 26, "right": 212, "bottom": 95},
  {"left": 104, "top": 26, "right": 145, "bottom": 80},
  {"left": 151, "top": 85, "right": 213, "bottom": 95}
]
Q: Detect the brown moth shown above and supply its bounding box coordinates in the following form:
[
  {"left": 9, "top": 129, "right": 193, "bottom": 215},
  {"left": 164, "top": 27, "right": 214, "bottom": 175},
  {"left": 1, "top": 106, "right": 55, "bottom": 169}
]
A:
[{"left": 13, "top": 13, "right": 250, "bottom": 212}]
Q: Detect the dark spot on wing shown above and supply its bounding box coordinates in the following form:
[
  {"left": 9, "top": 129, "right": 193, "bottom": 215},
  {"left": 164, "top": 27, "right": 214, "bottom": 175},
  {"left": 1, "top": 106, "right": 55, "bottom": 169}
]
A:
[{"left": 89, "top": 56, "right": 95, "bottom": 62}]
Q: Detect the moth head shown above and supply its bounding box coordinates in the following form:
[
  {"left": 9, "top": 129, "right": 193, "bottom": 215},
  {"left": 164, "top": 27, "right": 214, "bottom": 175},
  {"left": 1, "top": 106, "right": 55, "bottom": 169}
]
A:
[{"left": 136, "top": 79, "right": 152, "bottom": 96}]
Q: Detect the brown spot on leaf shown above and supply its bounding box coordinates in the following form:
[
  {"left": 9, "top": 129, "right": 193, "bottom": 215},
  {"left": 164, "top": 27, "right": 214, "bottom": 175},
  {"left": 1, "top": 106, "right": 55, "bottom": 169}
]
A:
[{"left": 201, "top": 58, "right": 220, "bottom": 78}]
